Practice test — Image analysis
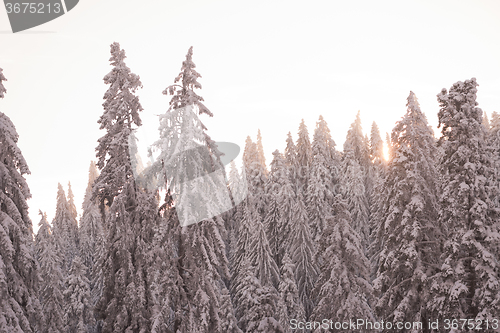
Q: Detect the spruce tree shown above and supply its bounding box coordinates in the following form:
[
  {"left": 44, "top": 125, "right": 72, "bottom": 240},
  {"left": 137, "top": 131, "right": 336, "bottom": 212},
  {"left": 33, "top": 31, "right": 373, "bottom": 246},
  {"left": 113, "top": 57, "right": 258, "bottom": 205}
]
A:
[
  {"left": 368, "top": 121, "right": 386, "bottom": 272},
  {"left": 277, "top": 253, "right": 305, "bottom": 332},
  {"left": 284, "top": 132, "right": 298, "bottom": 189},
  {"left": 290, "top": 193, "right": 318, "bottom": 319},
  {"left": 149, "top": 190, "right": 184, "bottom": 333},
  {"left": 227, "top": 160, "right": 244, "bottom": 232},
  {"left": 52, "top": 183, "right": 79, "bottom": 273},
  {"left": 488, "top": 111, "right": 500, "bottom": 200},
  {"left": 231, "top": 200, "right": 254, "bottom": 303},
  {"left": 385, "top": 132, "right": 394, "bottom": 161},
  {"left": 311, "top": 195, "right": 374, "bottom": 331},
  {"left": 373, "top": 91, "right": 441, "bottom": 330},
  {"left": 249, "top": 211, "right": 280, "bottom": 289},
  {"left": 79, "top": 161, "right": 105, "bottom": 332},
  {"left": 370, "top": 121, "right": 385, "bottom": 173},
  {"left": 36, "top": 212, "right": 64, "bottom": 333},
  {"left": 296, "top": 119, "right": 312, "bottom": 199},
  {"left": 147, "top": 46, "right": 231, "bottom": 332},
  {"left": 235, "top": 258, "right": 284, "bottom": 333},
  {"left": 341, "top": 149, "right": 370, "bottom": 249},
  {"left": 0, "top": 69, "right": 44, "bottom": 332},
  {"left": 264, "top": 150, "right": 295, "bottom": 269},
  {"left": 67, "top": 182, "right": 78, "bottom": 225},
  {"left": 93, "top": 42, "right": 143, "bottom": 215},
  {"left": 219, "top": 286, "right": 243, "bottom": 333},
  {"left": 483, "top": 110, "right": 490, "bottom": 132},
  {"left": 256, "top": 129, "right": 268, "bottom": 176},
  {"left": 243, "top": 137, "right": 268, "bottom": 221},
  {"left": 93, "top": 42, "right": 158, "bottom": 333},
  {"left": 63, "top": 256, "right": 94, "bottom": 333},
  {"left": 344, "top": 111, "right": 371, "bottom": 170},
  {"left": 96, "top": 180, "right": 159, "bottom": 333},
  {"left": 307, "top": 116, "right": 336, "bottom": 241},
  {"left": 431, "top": 78, "right": 500, "bottom": 321}
]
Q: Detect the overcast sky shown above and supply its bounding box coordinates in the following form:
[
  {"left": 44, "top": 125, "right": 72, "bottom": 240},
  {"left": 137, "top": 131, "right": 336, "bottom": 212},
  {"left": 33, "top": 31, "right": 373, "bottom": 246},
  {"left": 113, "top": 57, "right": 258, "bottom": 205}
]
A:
[{"left": 1, "top": 0, "right": 499, "bottom": 231}]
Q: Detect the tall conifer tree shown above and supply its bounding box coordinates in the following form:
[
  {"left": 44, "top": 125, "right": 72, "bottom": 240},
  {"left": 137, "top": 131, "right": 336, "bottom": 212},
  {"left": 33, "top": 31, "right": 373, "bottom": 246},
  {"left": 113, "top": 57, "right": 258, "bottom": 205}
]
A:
[
  {"left": 431, "top": 78, "right": 500, "bottom": 321},
  {"left": 264, "top": 150, "right": 295, "bottom": 268},
  {"left": 373, "top": 92, "right": 441, "bottom": 330},
  {"left": 148, "top": 46, "right": 231, "bottom": 332},
  {"left": 93, "top": 42, "right": 158, "bottom": 333},
  {"left": 52, "top": 183, "right": 78, "bottom": 273},
  {"left": 296, "top": 120, "right": 312, "bottom": 199},
  {"left": 256, "top": 129, "right": 268, "bottom": 176},
  {"left": 79, "top": 161, "right": 105, "bottom": 332},
  {"left": 307, "top": 116, "right": 336, "bottom": 241},
  {"left": 0, "top": 68, "right": 44, "bottom": 332},
  {"left": 290, "top": 193, "right": 317, "bottom": 319},
  {"left": 63, "top": 256, "right": 94, "bottom": 333},
  {"left": 284, "top": 132, "right": 298, "bottom": 190},
  {"left": 311, "top": 195, "right": 374, "bottom": 330},
  {"left": 36, "top": 212, "right": 64, "bottom": 333}
]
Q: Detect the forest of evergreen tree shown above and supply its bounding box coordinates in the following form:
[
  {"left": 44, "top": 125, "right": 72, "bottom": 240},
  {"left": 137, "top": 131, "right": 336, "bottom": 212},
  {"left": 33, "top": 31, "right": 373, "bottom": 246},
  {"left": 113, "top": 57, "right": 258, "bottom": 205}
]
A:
[{"left": 1, "top": 44, "right": 500, "bottom": 333}]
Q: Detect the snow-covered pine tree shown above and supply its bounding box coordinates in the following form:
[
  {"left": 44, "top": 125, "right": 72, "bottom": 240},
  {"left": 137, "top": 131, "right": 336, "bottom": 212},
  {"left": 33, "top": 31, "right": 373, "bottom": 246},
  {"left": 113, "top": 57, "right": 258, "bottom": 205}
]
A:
[
  {"left": 67, "top": 182, "right": 79, "bottom": 227},
  {"left": 290, "top": 192, "right": 318, "bottom": 319},
  {"left": 243, "top": 136, "right": 254, "bottom": 170},
  {"left": 235, "top": 258, "right": 284, "bottom": 333},
  {"left": 370, "top": 121, "right": 385, "bottom": 172},
  {"left": 264, "top": 151, "right": 283, "bottom": 267},
  {"left": 147, "top": 46, "right": 231, "bottom": 332},
  {"left": 35, "top": 211, "right": 64, "bottom": 333},
  {"left": 296, "top": 119, "right": 312, "bottom": 199},
  {"left": 483, "top": 110, "right": 490, "bottom": 132},
  {"left": 227, "top": 160, "right": 244, "bottom": 232},
  {"left": 79, "top": 162, "right": 104, "bottom": 288},
  {"left": 277, "top": 253, "right": 305, "bottom": 333},
  {"left": 385, "top": 132, "right": 394, "bottom": 161},
  {"left": 340, "top": 149, "right": 370, "bottom": 250},
  {"left": 231, "top": 198, "right": 254, "bottom": 304},
  {"left": 148, "top": 189, "right": 185, "bottom": 333},
  {"left": 249, "top": 204, "right": 280, "bottom": 289},
  {"left": 256, "top": 129, "right": 268, "bottom": 176},
  {"left": 367, "top": 121, "right": 386, "bottom": 272},
  {"left": 226, "top": 161, "right": 244, "bottom": 281},
  {"left": 307, "top": 115, "right": 336, "bottom": 242},
  {"left": 245, "top": 284, "right": 284, "bottom": 333},
  {"left": 93, "top": 42, "right": 159, "bottom": 333},
  {"left": 431, "top": 78, "right": 500, "bottom": 322},
  {"left": 63, "top": 256, "right": 94, "bottom": 333},
  {"left": 79, "top": 161, "right": 105, "bottom": 332},
  {"left": 264, "top": 150, "right": 295, "bottom": 269},
  {"left": 243, "top": 137, "right": 268, "bottom": 221},
  {"left": 311, "top": 195, "right": 374, "bottom": 331},
  {"left": 96, "top": 179, "right": 159, "bottom": 333},
  {"left": 67, "top": 182, "right": 81, "bottom": 265},
  {"left": 372, "top": 91, "right": 441, "bottom": 330},
  {"left": 234, "top": 257, "right": 262, "bottom": 331},
  {"left": 0, "top": 70, "right": 44, "bottom": 332},
  {"left": 233, "top": 197, "right": 281, "bottom": 333},
  {"left": 284, "top": 132, "right": 298, "bottom": 190},
  {"left": 129, "top": 129, "right": 145, "bottom": 179},
  {"left": 51, "top": 183, "right": 78, "bottom": 273},
  {"left": 488, "top": 111, "right": 500, "bottom": 199},
  {"left": 93, "top": 42, "right": 143, "bottom": 216},
  {"left": 344, "top": 111, "right": 371, "bottom": 170},
  {"left": 219, "top": 286, "right": 243, "bottom": 333}
]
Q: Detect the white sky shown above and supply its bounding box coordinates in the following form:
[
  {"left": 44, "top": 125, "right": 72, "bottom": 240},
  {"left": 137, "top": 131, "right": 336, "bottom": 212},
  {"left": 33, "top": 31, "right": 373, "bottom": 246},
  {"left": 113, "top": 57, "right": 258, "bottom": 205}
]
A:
[{"left": 1, "top": 0, "right": 499, "bottom": 232}]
